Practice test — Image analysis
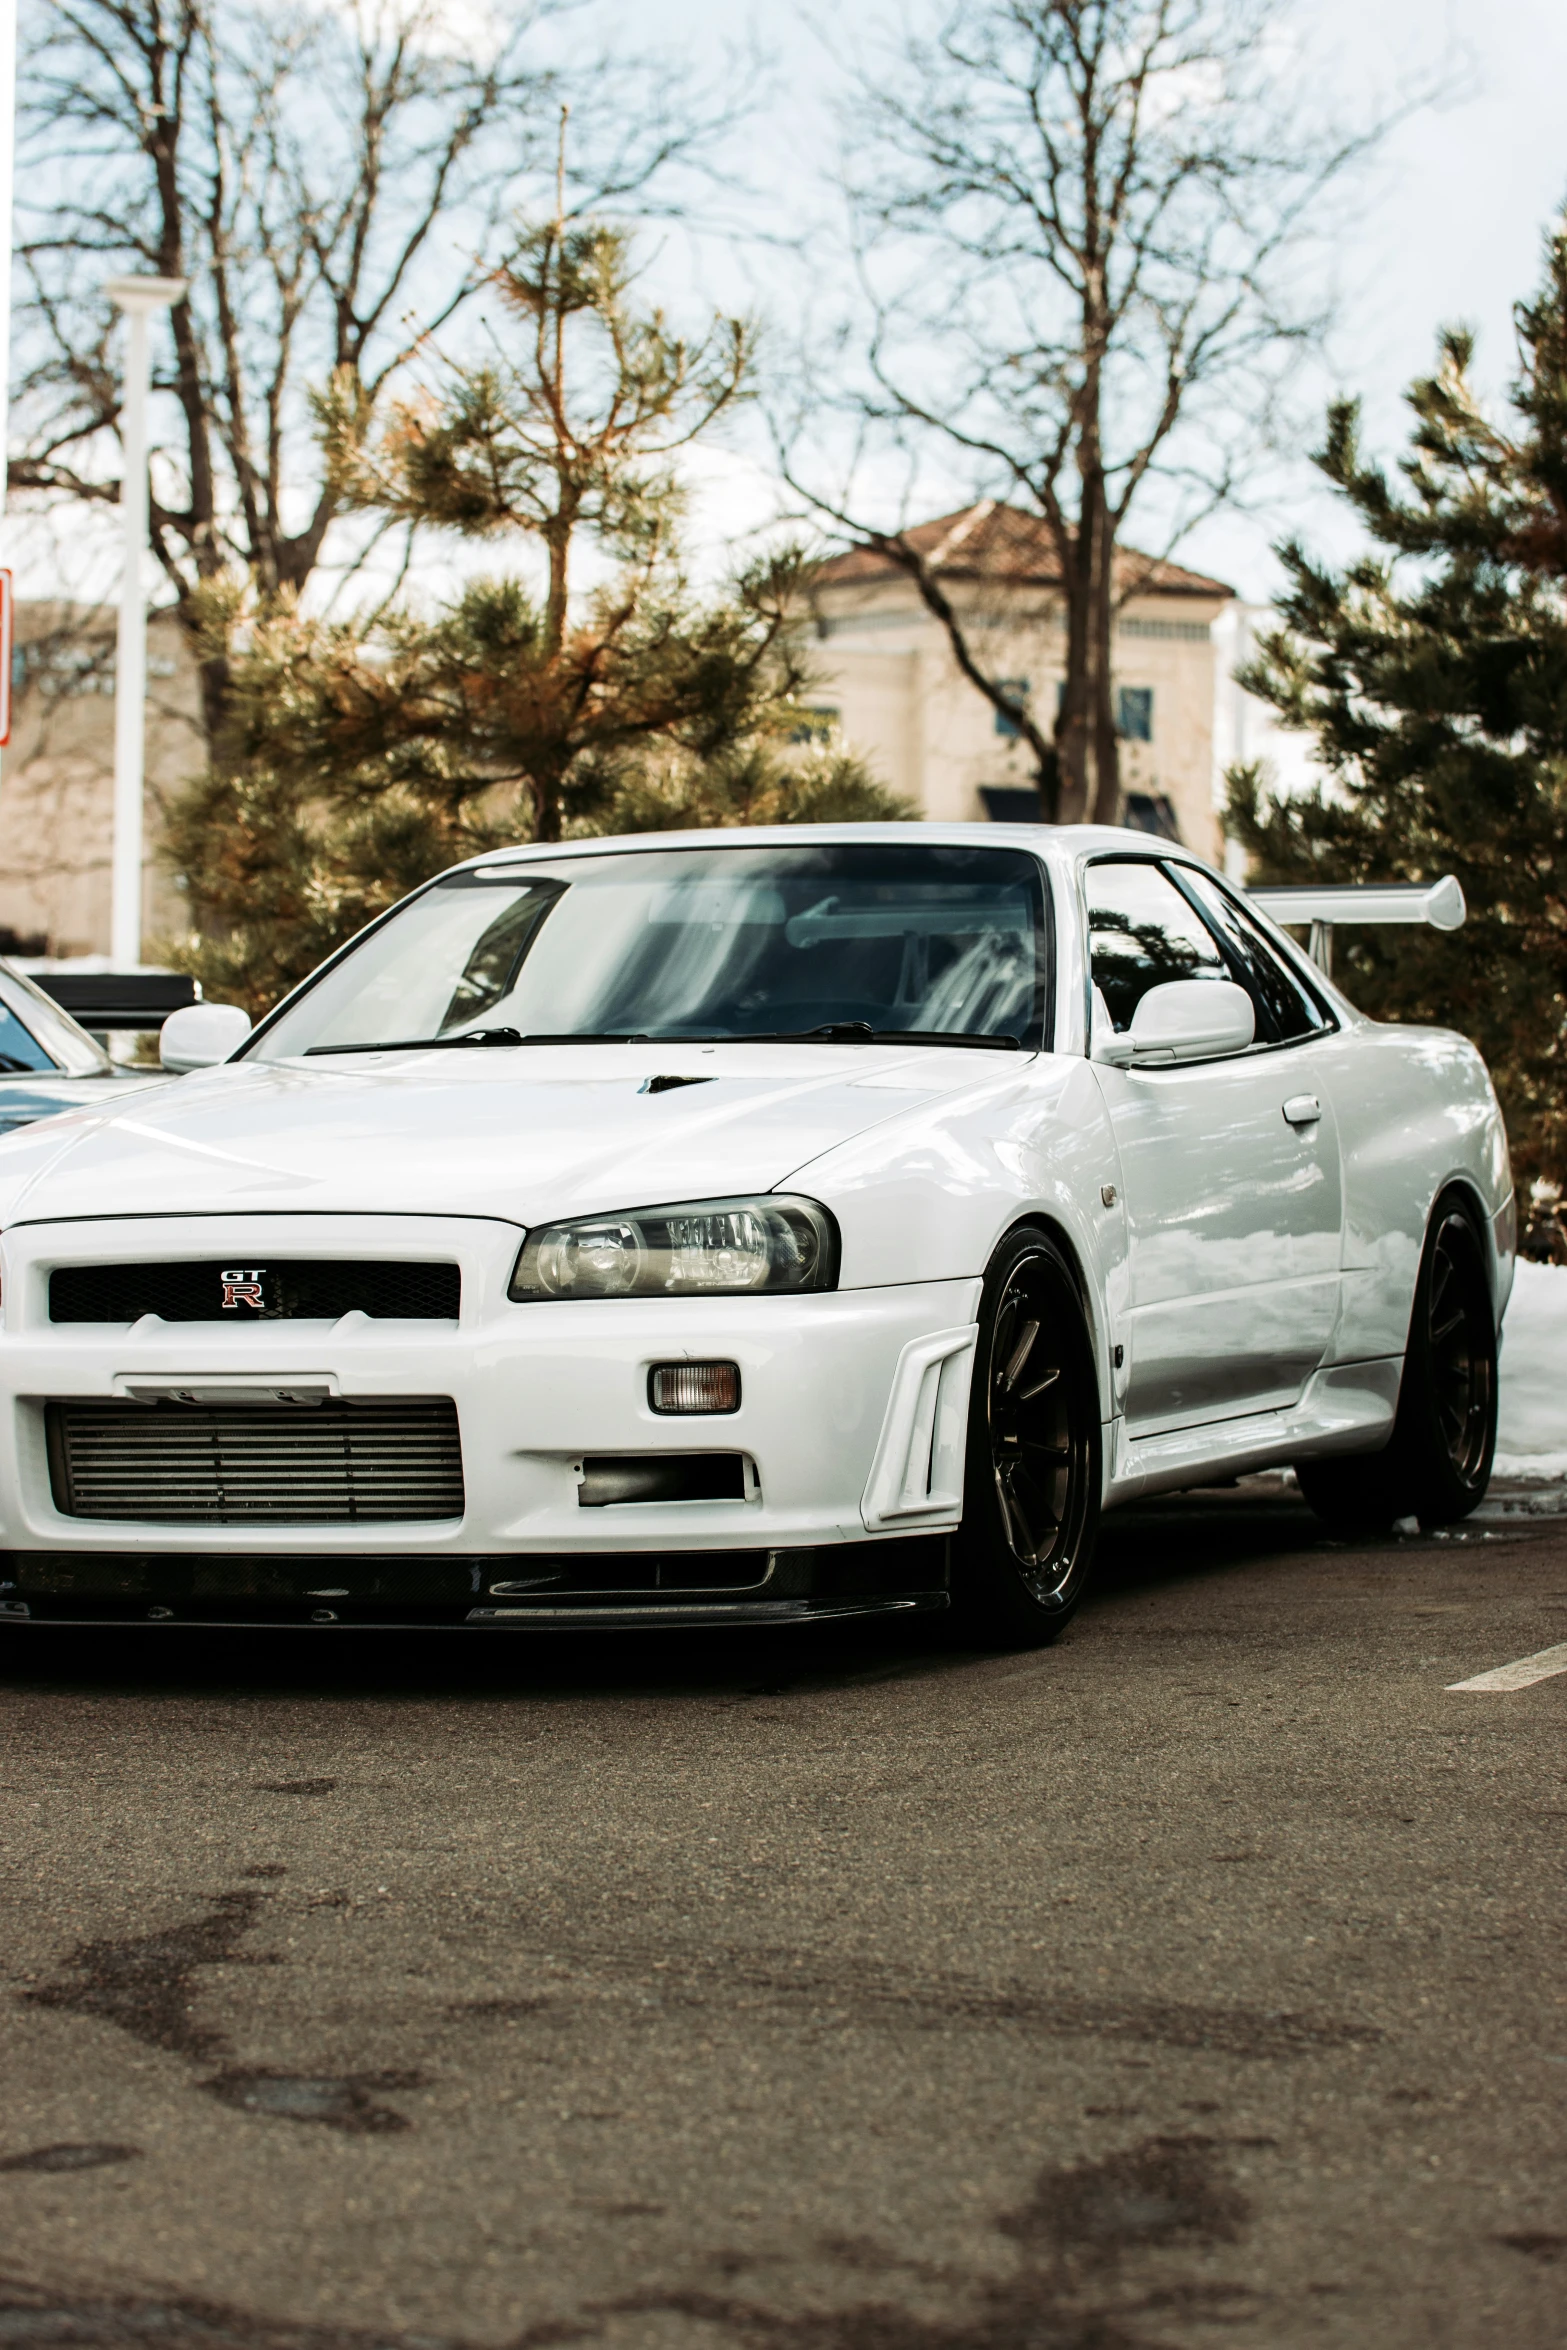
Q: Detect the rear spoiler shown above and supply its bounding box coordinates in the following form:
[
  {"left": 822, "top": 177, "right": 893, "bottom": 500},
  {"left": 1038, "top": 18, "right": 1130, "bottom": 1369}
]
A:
[{"left": 1246, "top": 876, "right": 1465, "bottom": 975}]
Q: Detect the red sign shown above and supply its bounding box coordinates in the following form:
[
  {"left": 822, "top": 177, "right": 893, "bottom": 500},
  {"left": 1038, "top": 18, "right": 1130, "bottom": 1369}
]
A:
[{"left": 0, "top": 571, "right": 12, "bottom": 746}]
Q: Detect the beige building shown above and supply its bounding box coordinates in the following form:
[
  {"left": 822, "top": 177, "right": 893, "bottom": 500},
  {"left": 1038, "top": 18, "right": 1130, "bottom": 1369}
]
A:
[
  {"left": 0, "top": 603, "right": 199, "bottom": 959},
  {"left": 808, "top": 503, "right": 1235, "bottom": 860},
  {"left": 0, "top": 523, "right": 1238, "bottom": 960}
]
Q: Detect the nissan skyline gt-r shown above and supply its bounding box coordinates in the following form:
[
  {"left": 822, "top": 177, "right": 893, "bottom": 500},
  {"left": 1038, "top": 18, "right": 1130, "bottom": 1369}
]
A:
[{"left": 0, "top": 825, "right": 1512, "bottom": 1644}]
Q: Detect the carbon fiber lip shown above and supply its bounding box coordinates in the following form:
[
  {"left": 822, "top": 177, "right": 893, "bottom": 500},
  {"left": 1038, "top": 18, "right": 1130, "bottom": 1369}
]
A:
[
  {"left": 466, "top": 1596, "right": 942, "bottom": 1625},
  {"left": 0, "top": 1593, "right": 946, "bottom": 1631}
]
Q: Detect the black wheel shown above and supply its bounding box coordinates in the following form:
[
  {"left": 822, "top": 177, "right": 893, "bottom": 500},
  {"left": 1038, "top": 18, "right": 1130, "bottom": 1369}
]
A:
[
  {"left": 1296, "top": 1197, "right": 1497, "bottom": 1532},
  {"left": 952, "top": 1227, "right": 1102, "bottom": 1646}
]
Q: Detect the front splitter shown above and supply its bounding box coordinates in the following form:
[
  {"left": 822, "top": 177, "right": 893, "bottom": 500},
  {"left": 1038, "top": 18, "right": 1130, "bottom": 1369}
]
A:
[
  {"left": 0, "top": 1533, "right": 951, "bottom": 1628},
  {"left": 0, "top": 1592, "right": 946, "bottom": 1631}
]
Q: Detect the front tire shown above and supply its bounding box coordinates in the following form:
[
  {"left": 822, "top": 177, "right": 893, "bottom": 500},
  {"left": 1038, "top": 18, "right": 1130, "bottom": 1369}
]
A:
[
  {"left": 1296, "top": 1197, "right": 1498, "bottom": 1532},
  {"left": 952, "top": 1227, "right": 1102, "bottom": 1646}
]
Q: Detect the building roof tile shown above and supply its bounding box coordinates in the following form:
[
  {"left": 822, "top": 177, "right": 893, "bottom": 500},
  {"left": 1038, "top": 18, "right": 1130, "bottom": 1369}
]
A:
[{"left": 813, "top": 501, "right": 1233, "bottom": 600}]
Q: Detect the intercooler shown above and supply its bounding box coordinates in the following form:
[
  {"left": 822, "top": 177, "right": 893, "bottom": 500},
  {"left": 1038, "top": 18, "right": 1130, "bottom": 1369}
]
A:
[{"left": 45, "top": 1398, "right": 465, "bottom": 1524}]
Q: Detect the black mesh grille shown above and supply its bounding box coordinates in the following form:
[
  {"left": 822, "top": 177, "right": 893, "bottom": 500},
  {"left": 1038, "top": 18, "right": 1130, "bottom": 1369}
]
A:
[
  {"left": 49, "top": 1260, "right": 460, "bottom": 1324},
  {"left": 46, "top": 1398, "right": 464, "bottom": 1524}
]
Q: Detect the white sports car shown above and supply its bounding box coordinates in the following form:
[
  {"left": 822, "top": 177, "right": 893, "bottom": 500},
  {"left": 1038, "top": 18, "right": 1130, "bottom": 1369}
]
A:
[{"left": 0, "top": 825, "right": 1512, "bottom": 1643}]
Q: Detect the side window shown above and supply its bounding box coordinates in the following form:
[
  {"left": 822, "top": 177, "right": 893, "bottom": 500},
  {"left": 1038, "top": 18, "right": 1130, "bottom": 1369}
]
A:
[
  {"left": 1171, "top": 867, "right": 1327, "bottom": 1044},
  {"left": 1085, "top": 860, "right": 1228, "bottom": 1033}
]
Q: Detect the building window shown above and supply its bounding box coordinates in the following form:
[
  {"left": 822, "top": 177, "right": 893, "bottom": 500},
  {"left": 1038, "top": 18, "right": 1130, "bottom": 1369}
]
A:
[
  {"left": 979, "top": 786, "right": 1046, "bottom": 824},
  {"left": 13, "top": 640, "right": 115, "bottom": 699},
  {"left": 1124, "top": 791, "right": 1180, "bottom": 841},
  {"left": 1117, "top": 686, "right": 1153, "bottom": 742},
  {"left": 992, "top": 679, "right": 1030, "bottom": 737},
  {"left": 1045, "top": 684, "right": 1156, "bottom": 741},
  {"left": 1119, "top": 618, "right": 1211, "bottom": 642},
  {"left": 788, "top": 705, "right": 839, "bottom": 745}
]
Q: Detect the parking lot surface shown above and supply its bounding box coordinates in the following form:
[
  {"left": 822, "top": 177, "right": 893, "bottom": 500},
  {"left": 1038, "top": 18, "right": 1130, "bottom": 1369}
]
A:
[{"left": 1, "top": 1479, "right": 1565, "bottom": 2350}]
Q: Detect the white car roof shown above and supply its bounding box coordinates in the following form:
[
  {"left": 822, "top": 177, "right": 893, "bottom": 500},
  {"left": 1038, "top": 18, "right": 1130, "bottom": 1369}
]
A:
[{"left": 447, "top": 821, "right": 1202, "bottom": 882}]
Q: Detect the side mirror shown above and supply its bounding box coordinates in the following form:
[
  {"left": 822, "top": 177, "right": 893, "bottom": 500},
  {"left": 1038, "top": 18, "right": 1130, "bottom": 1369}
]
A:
[
  {"left": 1096, "top": 979, "right": 1254, "bottom": 1068},
  {"left": 160, "top": 1001, "right": 252, "bottom": 1073}
]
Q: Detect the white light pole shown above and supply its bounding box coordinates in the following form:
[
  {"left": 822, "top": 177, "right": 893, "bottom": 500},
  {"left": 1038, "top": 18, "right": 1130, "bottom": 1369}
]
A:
[
  {"left": 0, "top": 0, "right": 18, "bottom": 785},
  {"left": 0, "top": 0, "right": 17, "bottom": 550},
  {"left": 104, "top": 273, "right": 184, "bottom": 970}
]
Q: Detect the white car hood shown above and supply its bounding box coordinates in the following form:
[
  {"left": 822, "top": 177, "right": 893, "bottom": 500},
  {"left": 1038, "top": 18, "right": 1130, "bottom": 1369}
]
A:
[{"left": 0, "top": 1042, "right": 1012, "bottom": 1229}]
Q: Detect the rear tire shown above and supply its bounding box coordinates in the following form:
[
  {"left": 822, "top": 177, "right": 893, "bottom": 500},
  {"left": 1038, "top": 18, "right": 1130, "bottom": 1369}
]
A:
[
  {"left": 1296, "top": 1196, "right": 1497, "bottom": 1533},
  {"left": 951, "top": 1227, "right": 1102, "bottom": 1646}
]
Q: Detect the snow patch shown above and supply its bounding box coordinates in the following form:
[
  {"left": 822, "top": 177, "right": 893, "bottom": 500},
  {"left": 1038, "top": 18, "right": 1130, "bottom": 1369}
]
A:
[{"left": 1496, "top": 1257, "right": 1567, "bottom": 1476}]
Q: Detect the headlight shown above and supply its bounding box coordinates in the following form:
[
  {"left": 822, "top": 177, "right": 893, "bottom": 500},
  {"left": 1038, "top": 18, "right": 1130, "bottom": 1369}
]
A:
[{"left": 508, "top": 1195, "right": 838, "bottom": 1301}]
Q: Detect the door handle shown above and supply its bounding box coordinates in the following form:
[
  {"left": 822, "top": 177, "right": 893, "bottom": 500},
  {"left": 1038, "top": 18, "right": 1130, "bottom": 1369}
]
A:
[{"left": 1282, "top": 1094, "right": 1321, "bottom": 1127}]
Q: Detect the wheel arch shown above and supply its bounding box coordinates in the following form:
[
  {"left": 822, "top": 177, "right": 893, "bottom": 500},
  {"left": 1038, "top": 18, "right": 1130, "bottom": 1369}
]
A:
[
  {"left": 985, "top": 1208, "right": 1116, "bottom": 1426},
  {"left": 1299, "top": 1167, "right": 1500, "bottom": 1529},
  {"left": 1423, "top": 1172, "right": 1505, "bottom": 1332},
  {"left": 1375, "top": 1174, "right": 1502, "bottom": 1393}
]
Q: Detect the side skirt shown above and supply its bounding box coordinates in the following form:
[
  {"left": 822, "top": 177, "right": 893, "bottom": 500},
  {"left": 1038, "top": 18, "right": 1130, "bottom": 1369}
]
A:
[{"left": 1102, "top": 1357, "right": 1403, "bottom": 1509}]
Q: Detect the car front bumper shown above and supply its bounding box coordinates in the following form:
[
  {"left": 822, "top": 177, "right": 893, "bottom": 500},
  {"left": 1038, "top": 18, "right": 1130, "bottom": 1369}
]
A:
[{"left": 0, "top": 1214, "right": 981, "bottom": 1628}]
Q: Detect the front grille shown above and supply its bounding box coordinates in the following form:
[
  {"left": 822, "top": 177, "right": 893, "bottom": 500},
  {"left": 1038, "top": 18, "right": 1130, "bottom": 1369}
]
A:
[
  {"left": 46, "top": 1399, "right": 464, "bottom": 1524},
  {"left": 49, "top": 1260, "right": 460, "bottom": 1324}
]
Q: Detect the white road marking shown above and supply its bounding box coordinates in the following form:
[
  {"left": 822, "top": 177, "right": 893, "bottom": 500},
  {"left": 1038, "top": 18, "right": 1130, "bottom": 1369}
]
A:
[{"left": 1446, "top": 1642, "right": 1567, "bottom": 1693}]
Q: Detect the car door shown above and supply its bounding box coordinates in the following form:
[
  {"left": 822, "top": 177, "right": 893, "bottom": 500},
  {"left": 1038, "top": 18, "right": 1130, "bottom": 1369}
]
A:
[{"left": 1084, "top": 856, "right": 1343, "bottom": 1435}]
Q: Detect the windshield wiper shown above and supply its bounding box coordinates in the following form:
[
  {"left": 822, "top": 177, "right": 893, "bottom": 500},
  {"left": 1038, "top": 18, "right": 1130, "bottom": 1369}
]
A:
[
  {"left": 303, "top": 1024, "right": 1025, "bottom": 1057},
  {"left": 305, "top": 1027, "right": 525, "bottom": 1055},
  {"left": 722, "top": 1024, "right": 1024, "bottom": 1050},
  {"left": 303, "top": 1029, "right": 656, "bottom": 1057},
  {"left": 533, "top": 1025, "right": 1027, "bottom": 1049}
]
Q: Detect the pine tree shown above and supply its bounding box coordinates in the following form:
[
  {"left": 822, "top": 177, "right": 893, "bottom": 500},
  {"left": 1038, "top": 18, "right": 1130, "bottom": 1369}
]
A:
[
  {"left": 1227, "top": 219, "right": 1567, "bottom": 1200},
  {"left": 162, "top": 196, "right": 907, "bottom": 1015}
]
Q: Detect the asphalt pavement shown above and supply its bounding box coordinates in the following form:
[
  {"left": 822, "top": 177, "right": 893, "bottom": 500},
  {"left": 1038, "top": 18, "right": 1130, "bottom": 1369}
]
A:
[{"left": 2, "top": 1477, "right": 1565, "bottom": 2350}]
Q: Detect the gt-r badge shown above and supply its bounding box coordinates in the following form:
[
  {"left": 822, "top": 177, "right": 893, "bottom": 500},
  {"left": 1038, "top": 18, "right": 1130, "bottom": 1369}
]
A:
[{"left": 220, "top": 1268, "right": 266, "bottom": 1310}]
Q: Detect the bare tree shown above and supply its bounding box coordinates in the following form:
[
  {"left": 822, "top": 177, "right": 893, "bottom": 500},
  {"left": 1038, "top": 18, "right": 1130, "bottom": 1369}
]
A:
[
  {"left": 781, "top": 0, "right": 1391, "bottom": 823},
  {"left": 11, "top": 0, "right": 723, "bottom": 745}
]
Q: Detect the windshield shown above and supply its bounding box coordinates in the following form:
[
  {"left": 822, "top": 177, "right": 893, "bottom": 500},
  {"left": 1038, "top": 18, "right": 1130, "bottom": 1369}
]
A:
[
  {"left": 0, "top": 965, "right": 111, "bottom": 1077},
  {"left": 249, "top": 843, "right": 1050, "bottom": 1060}
]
